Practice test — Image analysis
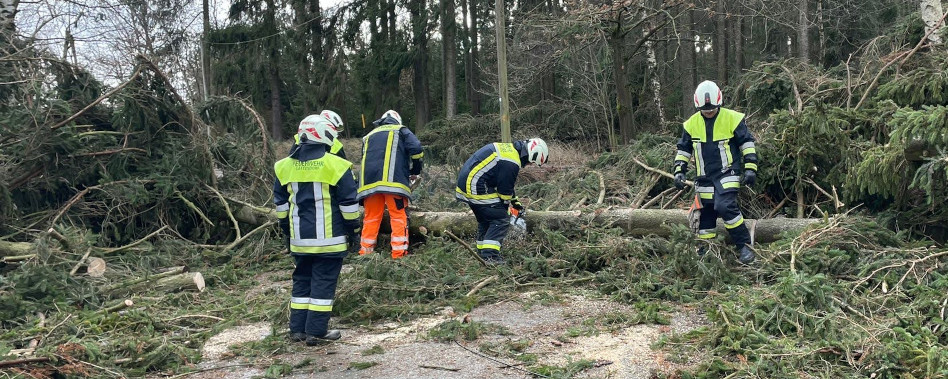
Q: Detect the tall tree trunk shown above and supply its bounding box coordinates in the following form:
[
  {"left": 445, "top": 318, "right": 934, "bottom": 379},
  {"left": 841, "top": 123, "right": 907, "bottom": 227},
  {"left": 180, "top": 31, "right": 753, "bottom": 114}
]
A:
[
  {"left": 642, "top": 2, "right": 665, "bottom": 127},
  {"left": 734, "top": 15, "right": 744, "bottom": 73},
  {"left": 469, "top": 0, "right": 481, "bottom": 115},
  {"left": 410, "top": 0, "right": 431, "bottom": 130},
  {"left": 265, "top": 0, "right": 283, "bottom": 140},
  {"left": 680, "top": 7, "right": 697, "bottom": 117},
  {"left": 201, "top": 0, "right": 212, "bottom": 101},
  {"left": 715, "top": 0, "right": 727, "bottom": 85},
  {"left": 921, "top": 0, "right": 944, "bottom": 46},
  {"left": 817, "top": 0, "right": 825, "bottom": 65},
  {"left": 442, "top": 0, "right": 458, "bottom": 118},
  {"left": 609, "top": 15, "right": 634, "bottom": 143},
  {"left": 0, "top": 0, "right": 16, "bottom": 45},
  {"left": 292, "top": 0, "right": 311, "bottom": 113},
  {"left": 797, "top": 0, "right": 809, "bottom": 62}
]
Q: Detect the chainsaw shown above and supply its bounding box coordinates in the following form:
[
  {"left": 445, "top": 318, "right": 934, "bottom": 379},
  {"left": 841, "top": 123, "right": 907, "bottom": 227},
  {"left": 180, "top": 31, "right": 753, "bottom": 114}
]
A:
[
  {"left": 508, "top": 206, "right": 527, "bottom": 239},
  {"left": 687, "top": 192, "right": 702, "bottom": 234}
]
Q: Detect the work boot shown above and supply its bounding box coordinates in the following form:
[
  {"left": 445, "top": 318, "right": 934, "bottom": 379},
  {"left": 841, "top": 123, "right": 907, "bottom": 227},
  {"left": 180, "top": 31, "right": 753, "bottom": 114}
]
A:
[
  {"left": 479, "top": 253, "right": 505, "bottom": 265},
  {"left": 305, "top": 330, "right": 341, "bottom": 346},
  {"left": 738, "top": 245, "right": 755, "bottom": 265},
  {"left": 288, "top": 332, "right": 307, "bottom": 343},
  {"left": 696, "top": 246, "right": 707, "bottom": 257}
]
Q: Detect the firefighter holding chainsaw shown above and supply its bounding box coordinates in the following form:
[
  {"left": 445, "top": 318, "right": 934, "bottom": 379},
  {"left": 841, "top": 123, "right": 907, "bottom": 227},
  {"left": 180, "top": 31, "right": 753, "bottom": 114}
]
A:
[
  {"left": 455, "top": 138, "right": 549, "bottom": 264},
  {"left": 673, "top": 80, "right": 758, "bottom": 264}
]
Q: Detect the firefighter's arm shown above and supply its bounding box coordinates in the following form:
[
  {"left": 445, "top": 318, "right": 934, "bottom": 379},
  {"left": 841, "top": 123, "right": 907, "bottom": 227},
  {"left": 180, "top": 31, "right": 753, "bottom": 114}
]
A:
[
  {"left": 733, "top": 120, "right": 758, "bottom": 172},
  {"left": 496, "top": 162, "right": 520, "bottom": 203},
  {"left": 674, "top": 128, "right": 693, "bottom": 175},
  {"left": 402, "top": 128, "right": 424, "bottom": 175}
]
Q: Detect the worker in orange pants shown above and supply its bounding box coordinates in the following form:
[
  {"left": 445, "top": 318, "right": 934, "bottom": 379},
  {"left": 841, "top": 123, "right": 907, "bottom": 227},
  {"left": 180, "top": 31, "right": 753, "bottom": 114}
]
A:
[
  {"left": 357, "top": 110, "right": 423, "bottom": 259},
  {"left": 359, "top": 193, "right": 410, "bottom": 258}
]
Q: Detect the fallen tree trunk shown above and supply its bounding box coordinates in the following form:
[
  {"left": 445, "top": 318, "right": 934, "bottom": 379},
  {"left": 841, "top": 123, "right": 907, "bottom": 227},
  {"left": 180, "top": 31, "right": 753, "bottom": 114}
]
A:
[
  {"left": 237, "top": 206, "right": 820, "bottom": 244},
  {"left": 0, "top": 240, "right": 31, "bottom": 257},
  {"left": 411, "top": 209, "right": 819, "bottom": 243}
]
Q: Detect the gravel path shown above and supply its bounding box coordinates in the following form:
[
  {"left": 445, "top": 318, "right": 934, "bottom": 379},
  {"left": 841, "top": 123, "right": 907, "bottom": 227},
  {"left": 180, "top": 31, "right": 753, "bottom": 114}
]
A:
[{"left": 187, "top": 292, "right": 707, "bottom": 379}]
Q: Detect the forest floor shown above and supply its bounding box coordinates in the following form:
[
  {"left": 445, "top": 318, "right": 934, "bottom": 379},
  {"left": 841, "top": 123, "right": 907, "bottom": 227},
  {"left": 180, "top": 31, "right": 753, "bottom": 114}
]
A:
[{"left": 180, "top": 265, "right": 708, "bottom": 379}]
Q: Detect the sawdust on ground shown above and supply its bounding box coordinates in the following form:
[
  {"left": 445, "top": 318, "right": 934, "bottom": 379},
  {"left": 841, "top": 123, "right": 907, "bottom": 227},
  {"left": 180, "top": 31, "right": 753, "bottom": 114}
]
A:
[{"left": 183, "top": 289, "right": 708, "bottom": 379}]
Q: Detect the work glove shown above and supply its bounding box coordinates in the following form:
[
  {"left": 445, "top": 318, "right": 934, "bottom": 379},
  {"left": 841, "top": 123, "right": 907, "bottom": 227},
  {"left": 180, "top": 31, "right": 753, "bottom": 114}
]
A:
[
  {"left": 742, "top": 170, "right": 757, "bottom": 186},
  {"left": 510, "top": 198, "right": 525, "bottom": 212},
  {"left": 674, "top": 173, "right": 687, "bottom": 190}
]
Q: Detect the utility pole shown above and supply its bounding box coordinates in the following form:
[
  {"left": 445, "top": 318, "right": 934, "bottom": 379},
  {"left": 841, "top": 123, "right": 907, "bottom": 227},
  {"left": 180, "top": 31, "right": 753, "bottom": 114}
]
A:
[
  {"left": 201, "top": 0, "right": 212, "bottom": 101},
  {"left": 494, "top": 0, "right": 511, "bottom": 142}
]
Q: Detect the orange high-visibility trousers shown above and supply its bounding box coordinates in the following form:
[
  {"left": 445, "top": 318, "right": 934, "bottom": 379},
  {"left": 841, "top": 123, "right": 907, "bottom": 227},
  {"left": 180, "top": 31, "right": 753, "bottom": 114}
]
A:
[{"left": 360, "top": 193, "right": 409, "bottom": 259}]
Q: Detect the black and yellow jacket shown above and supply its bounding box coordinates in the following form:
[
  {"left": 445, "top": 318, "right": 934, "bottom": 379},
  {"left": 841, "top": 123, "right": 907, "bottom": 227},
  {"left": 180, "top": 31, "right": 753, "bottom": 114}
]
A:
[
  {"left": 674, "top": 108, "right": 758, "bottom": 181},
  {"left": 273, "top": 144, "right": 361, "bottom": 256},
  {"left": 357, "top": 117, "right": 423, "bottom": 200},
  {"left": 455, "top": 141, "right": 527, "bottom": 205}
]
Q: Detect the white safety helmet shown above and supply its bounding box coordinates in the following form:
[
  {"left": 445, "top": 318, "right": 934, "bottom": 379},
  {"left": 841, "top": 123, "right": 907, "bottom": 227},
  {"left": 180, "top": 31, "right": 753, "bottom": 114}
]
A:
[
  {"left": 526, "top": 138, "right": 549, "bottom": 167},
  {"left": 382, "top": 109, "right": 402, "bottom": 125},
  {"left": 693, "top": 80, "right": 723, "bottom": 110},
  {"left": 320, "top": 109, "right": 344, "bottom": 131},
  {"left": 297, "top": 114, "right": 338, "bottom": 146}
]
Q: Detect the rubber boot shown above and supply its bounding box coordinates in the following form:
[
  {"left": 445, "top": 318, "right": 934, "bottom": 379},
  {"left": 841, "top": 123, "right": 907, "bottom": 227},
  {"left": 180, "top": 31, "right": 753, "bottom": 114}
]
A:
[
  {"left": 738, "top": 245, "right": 755, "bottom": 264},
  {"left": 305, "top": 330, "right": 341, "bottom": 346}
]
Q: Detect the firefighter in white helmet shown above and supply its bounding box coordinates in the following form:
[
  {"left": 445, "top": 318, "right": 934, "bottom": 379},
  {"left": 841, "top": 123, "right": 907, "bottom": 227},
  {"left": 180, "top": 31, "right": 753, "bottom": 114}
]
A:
[
  {"left": 673, "top": 80, "right": 759, "bottom": 264},
  {"left": 274, "top": 115, "right": 361, "bottom": 345},
  {"left": 455, "top": 138, "right": 549, "bottom": 264},
  {"left": 290, "top": 110, "right": 348, "bottom": 159}
]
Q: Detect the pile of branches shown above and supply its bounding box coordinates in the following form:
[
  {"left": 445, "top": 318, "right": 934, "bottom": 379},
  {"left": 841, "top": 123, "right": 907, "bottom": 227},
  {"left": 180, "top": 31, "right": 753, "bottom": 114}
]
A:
[{"left": 1, "top": 47, "right": 286, "bottom": 375}]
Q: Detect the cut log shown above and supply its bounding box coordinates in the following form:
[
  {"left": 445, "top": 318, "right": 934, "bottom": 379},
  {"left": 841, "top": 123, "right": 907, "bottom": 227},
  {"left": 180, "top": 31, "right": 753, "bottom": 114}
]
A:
[
  {"left": 0, "top": 240, "right": 31, "bottom": 257},
  {"left": 154, "top": 272, "right": 206, "bottom": 293},
  {"left": 86, "top": 257, "right": 107, "bottom": 277},
  {"left": 234, "top": 206, "right": 820, "bottom": 244},
  {"left": 99, "top": 299, "right": 134, "bottom": 313},
  {"left": 104, "top": 266, "right": 187, "bottom": 294}
]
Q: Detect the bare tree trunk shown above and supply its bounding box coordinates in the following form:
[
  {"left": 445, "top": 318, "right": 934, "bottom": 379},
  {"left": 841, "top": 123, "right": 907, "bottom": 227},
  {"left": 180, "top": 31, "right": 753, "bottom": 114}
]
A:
[
  {"left": 921, "top": 0, "right": 944, "bottom": 46},
  {"left": 469, "top": 0, "right": 481, "bottom": 115},
  {"left": 734, "top": 14, "right": 744, "bottom": 74},
  {"left": 642, "top": 3, "right": 665, "bottom": 127},
  {"left": 201, "top": 0, "right": 212, "bottom": 101},
  {"left": 817, "top": 0, "right": 825, "bottom": 65},
  {"left": 680, "top": 7, "right": 697, "bottom": 117},
  {"left": 715, "top": 0, "right": 728, "bottom": 84},
  {"left": 265, "top": 0, "right": 283, "bottom": 140},
  {"left": 233, "top": 206, "right": 820, "bottom": 244},
  {"left": 0, "top": 0, "right": 16, "bottom": 42},
  {"left": 443, "top": 0, "right": 458, "bottom": 118},
  {"left": 797, "top": 0, "right": 809, "bottom": 62},
  {"left": 611, "top": 24, "right": 634, "bottom": 143},
  {"left": 410, "top": 0, "right": 431, "bottom": 130}
]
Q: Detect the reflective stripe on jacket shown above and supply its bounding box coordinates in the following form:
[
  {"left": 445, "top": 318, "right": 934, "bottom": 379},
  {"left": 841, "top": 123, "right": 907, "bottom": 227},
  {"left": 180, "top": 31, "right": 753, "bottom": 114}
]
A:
[
  {"left": 358, "top": 124, "right": 423, "bottom": 200},
  {"left": 455, "top": 142, "right": 524, "bottom": 204},
  {"left": 274, "top": 150, "right": 360, "bottom": 255}
]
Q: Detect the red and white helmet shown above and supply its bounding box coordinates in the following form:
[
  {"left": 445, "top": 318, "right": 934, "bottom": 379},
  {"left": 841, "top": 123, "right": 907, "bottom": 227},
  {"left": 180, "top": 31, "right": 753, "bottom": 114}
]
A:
[
  {"left": 320, "top": 109, "right": 344, "bottom": 131},
  {"left": 382, "top": 109, "right": 402, "bottom": 125},
  {"left": 693, "top": 80, "right": 723, "bottom": 110},
  {"left": 526, "top": 138, "right": 549, "bottom": 166},
  {"left": 297, "top": 114, "right": 338, "bottom": 146}
]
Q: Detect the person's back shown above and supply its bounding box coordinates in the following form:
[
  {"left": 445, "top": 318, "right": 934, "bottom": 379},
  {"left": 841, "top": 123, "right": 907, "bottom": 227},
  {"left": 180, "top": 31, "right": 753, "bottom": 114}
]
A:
[
  {"left": 273, "top": 115, "right": 360, "bottom": 345},
  {"left": 455, "top": 138, "right": 549, "bottom": 264},
  {"left": 357, "top": 110, "right": 423, "bottom": 259},
  {"left": 455, "top": 142, "right": 523, "bottom": 205}
]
